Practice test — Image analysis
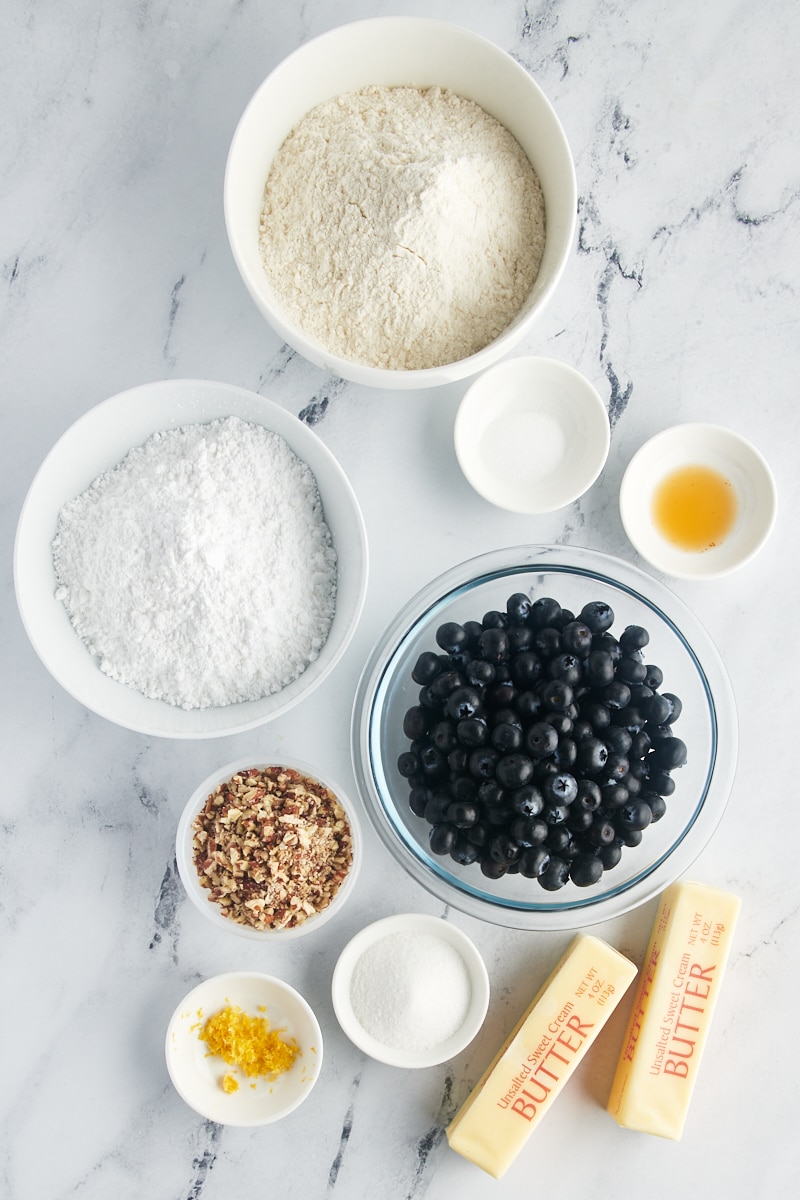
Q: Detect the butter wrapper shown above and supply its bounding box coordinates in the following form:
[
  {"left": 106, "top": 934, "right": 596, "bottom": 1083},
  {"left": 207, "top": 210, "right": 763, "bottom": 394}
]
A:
[
  {"left": 607, "top": 880, "right": 740, "bottom": 1140},
  {"left": 447, "top": 933, "right": 637, "bottom": 1178}
]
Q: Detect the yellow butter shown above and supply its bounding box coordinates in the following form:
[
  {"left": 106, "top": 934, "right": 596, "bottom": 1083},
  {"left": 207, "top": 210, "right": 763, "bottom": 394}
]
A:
[
  {"left": 447, "top": 933, "right": 637, "bottom": 1178},
  {"left": 607, "top": 880, "right": 740, "bottom": 1140}
]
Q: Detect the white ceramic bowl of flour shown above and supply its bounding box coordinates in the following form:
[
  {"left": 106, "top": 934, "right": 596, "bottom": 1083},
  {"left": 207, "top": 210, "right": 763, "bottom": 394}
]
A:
[
  {"left": 224, "top": 17, "right": 576, "bottom": 390},
  {"left": 331, "top": 913, "right": 490, "bottom": 1068},
  {"left": 14, "top": 380, "right": 368, "bottom": 738}
]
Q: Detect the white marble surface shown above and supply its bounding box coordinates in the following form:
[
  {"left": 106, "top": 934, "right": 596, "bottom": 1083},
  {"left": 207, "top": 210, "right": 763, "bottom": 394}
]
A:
[{"left": 2, "top": 1, "right": 799, "bottom": 1196}]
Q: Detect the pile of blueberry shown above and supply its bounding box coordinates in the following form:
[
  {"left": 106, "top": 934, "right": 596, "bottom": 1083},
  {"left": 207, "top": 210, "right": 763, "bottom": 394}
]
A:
[{"left": 397, "top": 592, "right": 686, "bottom": 891}]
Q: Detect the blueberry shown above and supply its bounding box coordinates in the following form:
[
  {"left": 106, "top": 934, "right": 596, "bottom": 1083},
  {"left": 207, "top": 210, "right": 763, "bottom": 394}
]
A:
[
  {"left": 496, "top": 753, "right": 535, "bottom": 789},
  {"left": 650, "top": 737, "right": 687, "bottom": 770},
  {"left": 548, "top": 653, "right": 582, "bottom": 684},
  {"left": 515, "top": 690, "right": 543, "bottom": 720},
  {"left": 408, "top": 787, "right": 430, "bottom": 817},
  {"left": 661, "top": 693, "right": 683, "bottom": 725},
  {"left": 436, "top": 622, "right": 468, "bottom": 653},
  {"left": 450, "top": 835, "right": 480, "bottom": 866},
  {"left": 510, "top": 651, "right": 543, "bottom": 687},
  {"left": 479, "top": 856, "right": 508, "bottom": 879},
  {"left": 598, "top": 841, "right": 623, "bottom": 870},
  {"left": 445, "top": 686, "right": 482, "bottom": 721},
  {"left": 619, "top": 799, "right": 653, "bottom": 831},
  {"left": 506, "top": 592, "right": 533, "bottom": 624},
  {"left": 617, "top": 657, "right": 648, "bottom": 685},
  {"left": 446, "top": 801, "right": 480, "bottom": 828},
  {"left": 430, "top": 720, "right": 458, "bottom": 751},
  {"left": 511, "top": 816, "right": 548, "bottom": 846},
  {"left": 430, "top": 670, "right": 464, "bottom": 700},
  {"left": 577, "top": 737, "right": 608, "bottom": 774},
  {"left": 575, "top": 778, "right": 602, "bottom": 812},
  {"left": 579, "top": 600, "right": 615, "bottom": 633},
  {"left": 468, "top": 748, "right": 499, "bottom": 779},
  {"left": 429, "top": 823, "right": 458, "bottom": 855},
  {"left": 602, "top": 725, "right": 632, "bottom": 755},
  {"left": 510, "top": 785, "right": 544, "bottom": 817},
  {"left": 540, "top": 679, "right": 574, "bottom": 711},
  {"left": 587, "top": 817, "right": 616, "bottom": 847},
  {"left": 491, "top": 722, "right": 522, "bottom": 752},
  {"left": 397, "top": 751, "right": 420, "bottom": 778},
  {"left": 640, "top": 692, "right": 672, "bottom": 725},
  {"left": 570, "top": 854, "right": 604, "bottom": 887},
  {"left": 543, "top": 772, "right": 578, "bottom": 805},
  {"left": 643, "top": 663, "right": 664, "bottom": 690},
  {"left": 620, "top": 625, "right": 650, "bottom": 653},
  {"left": 601, "top": 681, "right": 631, "bottom": 710},
  {"left": 456, "top": 717, "right": 488, "bottom": 747},
  {"left": 525, "top": 721, "right": 559, "bottom": 757},
  {"left": 412, "top": 650, "right": 442, "bottom": 684},
  {"left": 583, "top": 650, "right": 615, "bottom": 687},
  {"left": 531, "top": 597, "right": 562, "bottom": 628},
  {"left": 477, "top": 627, "right": 510, "bottom": 663},
  {"left": 519, "top": 846, "right": 551, "bottom": 878},
  {"left": 539, "top": 856, "right": 570, "bottom": 890},
  {"left": 489, "top": 833, "right": 522, "bottom": 865},
  {"left": 561, "top": 620, "right": 593, "bottom": 657},
  {"left": 403, "top": 706, "right": 429, "bottom": 739}
]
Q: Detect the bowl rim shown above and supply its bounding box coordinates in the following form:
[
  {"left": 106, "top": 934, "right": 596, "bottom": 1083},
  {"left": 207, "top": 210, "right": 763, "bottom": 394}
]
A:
[
  {"left": 350, "top": 544, "right": 738, "bottom": 931},
  {"left": 164, "top": 970, "right": 323, "bottom": 1126},
  {"left": 13, "top": 379, "right": 368, "bottom": 738},
  {"left": 619, "top": 422, "right": 778, "bottom": 580},
  {"left": 223, "top": 16, "right": 577, "bottom": 390},
  {"left": 176, "top": 755, "right": 363, "bottom": 941},
  {"left": 454, "top": 356, "right": 610, "bottom": 513},
  {"left": 330, "top": 912, "right": 490, "bottom": 1068}
]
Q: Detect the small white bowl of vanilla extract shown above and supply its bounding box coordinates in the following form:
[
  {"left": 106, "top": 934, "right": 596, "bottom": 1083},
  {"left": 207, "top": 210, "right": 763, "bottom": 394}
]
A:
[{"left": 619, "top": 423, "right": 777, "bottom": 580}]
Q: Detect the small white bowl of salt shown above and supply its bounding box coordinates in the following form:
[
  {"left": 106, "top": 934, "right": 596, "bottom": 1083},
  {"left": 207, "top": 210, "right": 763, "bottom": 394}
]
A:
[{"left": 331, "top": 913, "right": 490, "bottom": 1068}]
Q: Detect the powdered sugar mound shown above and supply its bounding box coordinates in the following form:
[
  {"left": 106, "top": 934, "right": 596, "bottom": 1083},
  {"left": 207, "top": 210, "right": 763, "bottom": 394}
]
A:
[{"left": 52, "top": 416, "right": 337, "bottom": 709}]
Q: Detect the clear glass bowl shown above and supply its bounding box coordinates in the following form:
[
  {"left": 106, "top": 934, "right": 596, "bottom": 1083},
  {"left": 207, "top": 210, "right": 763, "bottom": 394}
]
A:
[{"left": 351, "top": 545, "right": 737, "bottom": 931}]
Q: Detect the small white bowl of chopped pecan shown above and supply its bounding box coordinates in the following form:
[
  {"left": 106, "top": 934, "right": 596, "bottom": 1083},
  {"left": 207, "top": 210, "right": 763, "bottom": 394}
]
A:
[{"left": 176, "top": 758, "right": 362, "bottom": 940}]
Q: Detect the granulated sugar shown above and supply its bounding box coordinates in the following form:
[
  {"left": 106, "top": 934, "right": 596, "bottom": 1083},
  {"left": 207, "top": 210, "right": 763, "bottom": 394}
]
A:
[
  {"left": 52, "top": 416, "right": 337, "bottom": 709},
  {"left": 350, "top": 930, "right": 472, "bottom": 1051},
  {"left": 259, "top": 85, "right": 545, "bottom": 371}
]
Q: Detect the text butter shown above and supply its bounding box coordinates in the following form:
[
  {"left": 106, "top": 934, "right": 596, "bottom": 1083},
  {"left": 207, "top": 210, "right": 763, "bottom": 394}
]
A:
[
  {"left": 607, "top": 880, "right": 740, "bottom": 1140},
  {"left": 446, "top": 933, "right": 637, "bottom": 1178}
]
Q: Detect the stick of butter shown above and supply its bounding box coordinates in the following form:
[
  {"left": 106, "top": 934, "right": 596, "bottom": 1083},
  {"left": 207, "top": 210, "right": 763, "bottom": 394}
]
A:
[
  {"left": 446, "top": 933, "right": 637, "bottom": 1178},
  {"left": 607, "top": 880, "right": 740, "bottom": 1140}
]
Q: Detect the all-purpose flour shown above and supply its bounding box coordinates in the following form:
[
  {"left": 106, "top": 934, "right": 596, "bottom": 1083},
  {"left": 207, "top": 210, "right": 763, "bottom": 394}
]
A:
[
  {"left": 259, "top": 86, "right": 545, "bottom": 371},
  {"left": 52, "top": 417, "right": 337, "bottom": 709}
]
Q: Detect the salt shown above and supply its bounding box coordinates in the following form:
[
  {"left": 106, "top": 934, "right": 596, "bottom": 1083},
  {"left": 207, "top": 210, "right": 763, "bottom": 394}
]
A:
[{"left": 349, "top": 930, "right": 472, "bottom": 1052}]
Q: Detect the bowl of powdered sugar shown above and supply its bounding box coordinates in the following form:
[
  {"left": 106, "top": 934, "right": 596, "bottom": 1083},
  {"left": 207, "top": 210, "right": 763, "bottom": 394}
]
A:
[
  {"left": 14, "top": 379, "right": 368, "bottom": 737},
  {"left": 331, "top": 913, "right": 490, "bottom": 1068},
  {"left": 224, "top": 18, "right": 576, "bottom": 389}
]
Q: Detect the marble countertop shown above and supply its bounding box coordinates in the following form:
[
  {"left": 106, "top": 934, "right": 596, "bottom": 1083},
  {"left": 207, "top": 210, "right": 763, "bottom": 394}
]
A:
[{"left": 2, "top": 1, "right": 798, "bottom": 1197}]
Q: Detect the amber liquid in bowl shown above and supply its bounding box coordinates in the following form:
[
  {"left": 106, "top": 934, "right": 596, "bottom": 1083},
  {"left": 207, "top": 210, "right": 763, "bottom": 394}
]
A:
[{"left": 653, "top": 465, "right": 737, "bottom": 552}]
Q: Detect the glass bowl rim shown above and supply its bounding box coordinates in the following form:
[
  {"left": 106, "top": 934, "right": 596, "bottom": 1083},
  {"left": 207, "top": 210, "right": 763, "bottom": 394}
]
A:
[{"left": 350, "top": 544, "right": 738, "bottom": 931}]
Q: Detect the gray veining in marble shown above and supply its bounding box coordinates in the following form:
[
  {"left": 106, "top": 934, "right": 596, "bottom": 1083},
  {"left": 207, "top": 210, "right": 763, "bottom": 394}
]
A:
[{"left": 2, "top": 1, "right": 799, "bottom": 1197}]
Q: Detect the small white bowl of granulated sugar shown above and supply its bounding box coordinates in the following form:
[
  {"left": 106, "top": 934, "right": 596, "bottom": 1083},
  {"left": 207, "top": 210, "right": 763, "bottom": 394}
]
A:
[
  {"left": 331, "top": 913, "right": 490, "bottom": 1067},
  {"left": 224, "top": 17, "right": 576, "bottom": 390}
]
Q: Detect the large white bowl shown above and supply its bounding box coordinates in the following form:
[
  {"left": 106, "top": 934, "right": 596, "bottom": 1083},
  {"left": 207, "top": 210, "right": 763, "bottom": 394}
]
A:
[
  {"left": 14, "top": 380, "right": 368, "bottom": 738},
  {"left": 224, "top": 17, "right": 576, "bottom": 389}
]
